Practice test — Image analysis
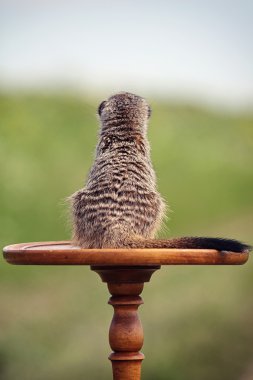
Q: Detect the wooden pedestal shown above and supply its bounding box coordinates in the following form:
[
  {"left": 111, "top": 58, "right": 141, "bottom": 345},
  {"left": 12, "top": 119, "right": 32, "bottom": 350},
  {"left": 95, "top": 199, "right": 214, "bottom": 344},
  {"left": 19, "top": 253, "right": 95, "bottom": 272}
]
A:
[
  {"left": 92, "top": 266, "right": 160, "bottom": 380},
  {"left": 3, "top": 241, "right": 249, "bottom": 380}
]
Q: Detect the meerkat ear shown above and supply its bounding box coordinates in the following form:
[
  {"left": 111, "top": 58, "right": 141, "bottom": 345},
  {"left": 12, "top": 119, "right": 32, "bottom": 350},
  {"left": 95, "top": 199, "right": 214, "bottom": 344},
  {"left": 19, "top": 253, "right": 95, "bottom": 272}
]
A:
[
  {"left": 148, "top": 106, "right": 152, "bottom": 118},
  {"left": 98, "top": 100, "right": 106, "bottom": 116}
]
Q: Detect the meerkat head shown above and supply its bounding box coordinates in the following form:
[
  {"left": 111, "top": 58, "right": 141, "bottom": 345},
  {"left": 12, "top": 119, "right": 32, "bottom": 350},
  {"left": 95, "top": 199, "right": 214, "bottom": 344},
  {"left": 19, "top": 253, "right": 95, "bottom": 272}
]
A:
[{"left": 97, "top": 92, "right": 151, "bottom": 130}]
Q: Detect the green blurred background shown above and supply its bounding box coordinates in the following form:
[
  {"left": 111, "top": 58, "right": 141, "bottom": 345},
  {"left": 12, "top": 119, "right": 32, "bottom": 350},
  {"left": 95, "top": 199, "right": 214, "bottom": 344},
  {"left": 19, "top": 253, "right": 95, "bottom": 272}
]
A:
[
  {"left": 0, "top": 92, "right": 252, "bottom": 380},
  {"left": 1, "top": 1, "right": 253, "bottom": 380}
]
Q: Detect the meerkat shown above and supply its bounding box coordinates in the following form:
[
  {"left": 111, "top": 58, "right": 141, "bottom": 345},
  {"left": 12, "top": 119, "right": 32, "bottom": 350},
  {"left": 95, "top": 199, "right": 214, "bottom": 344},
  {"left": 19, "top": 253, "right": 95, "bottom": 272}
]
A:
[{"left": 69, "top": 92, "right": 250, "bottom": 253}]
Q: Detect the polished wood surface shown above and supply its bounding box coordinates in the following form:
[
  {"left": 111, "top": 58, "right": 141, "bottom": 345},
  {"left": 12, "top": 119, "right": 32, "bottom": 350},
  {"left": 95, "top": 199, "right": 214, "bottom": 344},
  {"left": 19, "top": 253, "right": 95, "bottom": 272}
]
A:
[
  {"left": 3, "top": 242, "right": 249, "bottom": 379},
  {"left": 3, "top": 241, "right": 249, "bottom": 265},
  {"left": 91, "top": 266, "right": 160, "bottom": 380}
]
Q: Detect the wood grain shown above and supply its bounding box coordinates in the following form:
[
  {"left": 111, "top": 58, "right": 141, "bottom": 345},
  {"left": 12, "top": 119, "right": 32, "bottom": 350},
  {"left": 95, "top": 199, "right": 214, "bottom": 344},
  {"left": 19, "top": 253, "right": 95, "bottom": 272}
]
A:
[
  {"left": 3, "top": 241, "right": 249, "bottom": 266},
  {"left": 91, "top": 266, "right": 160, "bottom": 380},
  {"left": 2, "top": 241, "right": 249, "bottom": 379}
]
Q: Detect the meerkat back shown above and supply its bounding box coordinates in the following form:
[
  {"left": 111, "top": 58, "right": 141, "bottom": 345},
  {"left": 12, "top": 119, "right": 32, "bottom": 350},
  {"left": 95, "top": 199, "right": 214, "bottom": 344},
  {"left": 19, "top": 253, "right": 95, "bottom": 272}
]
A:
[
  {"left": 70, "top": 92, "right": 165, "bottom": 248},
  {"left": 69, "top": 92, "right": 250, "bottom": 253}
]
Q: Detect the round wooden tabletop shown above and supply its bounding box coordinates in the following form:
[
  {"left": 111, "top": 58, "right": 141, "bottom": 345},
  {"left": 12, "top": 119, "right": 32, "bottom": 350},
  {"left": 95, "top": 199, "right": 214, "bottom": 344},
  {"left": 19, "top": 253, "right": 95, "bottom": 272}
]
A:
[{"left": 3, "top": 241, "right": 249, "bottom": 266}]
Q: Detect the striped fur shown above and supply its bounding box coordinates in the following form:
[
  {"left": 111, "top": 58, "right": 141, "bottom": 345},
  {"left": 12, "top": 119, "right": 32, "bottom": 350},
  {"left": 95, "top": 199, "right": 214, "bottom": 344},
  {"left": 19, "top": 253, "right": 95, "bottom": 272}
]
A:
[{"left": 69, "top": 92, "right": 250, "bottom": 253}]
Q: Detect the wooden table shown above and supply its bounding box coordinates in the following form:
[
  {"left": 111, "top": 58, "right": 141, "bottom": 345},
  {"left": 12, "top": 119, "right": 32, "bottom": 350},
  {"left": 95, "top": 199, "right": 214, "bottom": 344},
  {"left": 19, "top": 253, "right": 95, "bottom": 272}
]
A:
[{"left": 3, "top": 241, "right": 249, "bottom": 380}]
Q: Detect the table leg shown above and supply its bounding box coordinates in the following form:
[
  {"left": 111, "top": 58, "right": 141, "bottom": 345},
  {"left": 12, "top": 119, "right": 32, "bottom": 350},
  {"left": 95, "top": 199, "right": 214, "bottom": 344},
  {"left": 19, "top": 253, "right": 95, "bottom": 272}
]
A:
[{"left": 91, "top": 266, "right": 160, "bottom": 380}]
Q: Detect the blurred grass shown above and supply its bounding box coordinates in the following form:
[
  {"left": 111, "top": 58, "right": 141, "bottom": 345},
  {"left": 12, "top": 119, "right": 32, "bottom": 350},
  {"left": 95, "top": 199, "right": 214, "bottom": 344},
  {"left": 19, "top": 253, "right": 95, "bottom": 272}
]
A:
[{"left": 0, "top": 92, "right": 252, "bottom": 380}]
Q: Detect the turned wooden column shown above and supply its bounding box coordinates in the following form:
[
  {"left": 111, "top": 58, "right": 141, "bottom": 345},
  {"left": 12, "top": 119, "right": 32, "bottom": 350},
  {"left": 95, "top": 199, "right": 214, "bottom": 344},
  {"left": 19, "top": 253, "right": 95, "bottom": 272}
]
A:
[
  {"left": 3, "top": 242, "right": 249, "bottom": 380},
  {"left": 91, "top": 266, "right": 160, "bottom": 380}
]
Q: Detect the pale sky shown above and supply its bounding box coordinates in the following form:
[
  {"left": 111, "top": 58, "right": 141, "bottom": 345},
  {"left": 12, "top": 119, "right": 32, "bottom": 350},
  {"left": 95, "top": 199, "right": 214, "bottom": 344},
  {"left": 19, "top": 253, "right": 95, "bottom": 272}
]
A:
[{"left": 1, "top": 0, "right": 253, "bottom": 109}]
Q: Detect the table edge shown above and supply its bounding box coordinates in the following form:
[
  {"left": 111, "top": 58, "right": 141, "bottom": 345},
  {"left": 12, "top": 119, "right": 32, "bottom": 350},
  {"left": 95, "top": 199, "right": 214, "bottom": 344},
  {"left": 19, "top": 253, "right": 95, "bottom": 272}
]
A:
[{"left": 2, "top": 241, "right": 249, "bottom": 266}]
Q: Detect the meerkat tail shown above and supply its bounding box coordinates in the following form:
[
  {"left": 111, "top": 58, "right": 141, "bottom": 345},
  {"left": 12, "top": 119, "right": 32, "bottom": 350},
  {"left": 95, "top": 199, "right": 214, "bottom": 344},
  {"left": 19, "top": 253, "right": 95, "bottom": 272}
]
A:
[
  {"left": 70, "top": 93, "right": 251, "bottom": 255},
  {"left": 124, "top": 237, "right": 250, "bottom": 253}
]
